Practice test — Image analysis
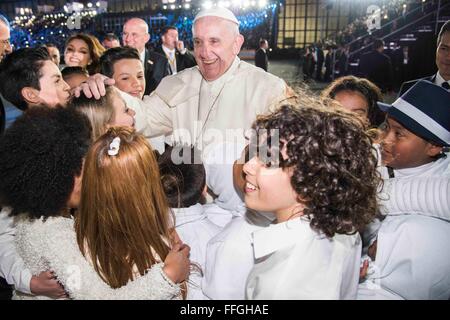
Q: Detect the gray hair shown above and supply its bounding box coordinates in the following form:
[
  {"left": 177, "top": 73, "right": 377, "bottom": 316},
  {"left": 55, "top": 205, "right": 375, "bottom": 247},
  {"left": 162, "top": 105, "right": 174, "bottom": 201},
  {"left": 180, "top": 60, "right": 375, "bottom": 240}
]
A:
[{"left": 0, "top": 13, "right": 10, "bottom": 29}]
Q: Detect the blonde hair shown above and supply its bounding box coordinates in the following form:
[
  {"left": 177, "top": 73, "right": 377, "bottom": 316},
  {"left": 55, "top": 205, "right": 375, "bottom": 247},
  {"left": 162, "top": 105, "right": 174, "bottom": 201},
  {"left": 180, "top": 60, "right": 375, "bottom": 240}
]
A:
[
  {"left": 75, "top": 127, "right": 173, "bottom": 289},
  {"left": 68, "top": 86, "right": 117, "bottom": 141}
]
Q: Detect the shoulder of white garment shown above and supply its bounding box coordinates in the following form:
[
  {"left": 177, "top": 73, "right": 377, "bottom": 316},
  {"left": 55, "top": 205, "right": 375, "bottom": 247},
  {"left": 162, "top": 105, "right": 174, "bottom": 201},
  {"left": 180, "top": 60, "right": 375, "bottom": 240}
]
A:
[
  {"left": 154, "top": 67, "right": 202, "bottom": 107},
  {"left": 252, "top": 217, "right": 360, "bottom": 259}
]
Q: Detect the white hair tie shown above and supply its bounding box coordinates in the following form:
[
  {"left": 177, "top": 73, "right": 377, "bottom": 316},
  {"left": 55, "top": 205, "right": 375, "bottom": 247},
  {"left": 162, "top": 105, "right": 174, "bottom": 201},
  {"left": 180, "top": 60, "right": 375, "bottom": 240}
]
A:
[{"left": 107, "top": 137, "right": 121, "bottom": 156}]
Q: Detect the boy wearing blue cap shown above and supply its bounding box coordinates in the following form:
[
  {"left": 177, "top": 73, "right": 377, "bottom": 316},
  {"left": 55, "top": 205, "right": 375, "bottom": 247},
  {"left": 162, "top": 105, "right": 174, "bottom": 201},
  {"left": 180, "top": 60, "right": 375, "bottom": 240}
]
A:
[{"left": 359, "top": 80, "right": 450, "bottom": 300}]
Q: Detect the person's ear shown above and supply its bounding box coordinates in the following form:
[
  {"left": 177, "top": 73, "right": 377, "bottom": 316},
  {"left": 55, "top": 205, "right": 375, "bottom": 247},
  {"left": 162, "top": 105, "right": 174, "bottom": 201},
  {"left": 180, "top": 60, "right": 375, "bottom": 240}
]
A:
[
  {"left": 144, "top": 33, "right": 150, "bottom": 44},
  {"left": 233, "top": 34, "right": 245, "bottom": 55},
  {"left": 426, "top": 143, "right": 443, "bottom": 158},
  {"left": 21, "top": 87, "right": 41, "bottom": 106}
]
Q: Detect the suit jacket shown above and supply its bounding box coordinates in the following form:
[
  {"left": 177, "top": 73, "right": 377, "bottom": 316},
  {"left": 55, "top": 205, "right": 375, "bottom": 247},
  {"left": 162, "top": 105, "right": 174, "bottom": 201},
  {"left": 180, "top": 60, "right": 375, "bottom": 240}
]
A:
[
  {"left": 144, "top": 49, "right": 171, "bottom": 95},
  {"left": 398, "top": 75, "right": 435, "bottom": 97},
  {"left": 0, "top": 97, "right": 4, "bottom": 135},
  {"left": 358, "top": 50, "right": 394, "bottom": 92},
  {"left": 154, "top": 46, "right": 197, "bottom": 74},
  {"left": 255, "top": 48, "right": 268, "bottom": 72}
]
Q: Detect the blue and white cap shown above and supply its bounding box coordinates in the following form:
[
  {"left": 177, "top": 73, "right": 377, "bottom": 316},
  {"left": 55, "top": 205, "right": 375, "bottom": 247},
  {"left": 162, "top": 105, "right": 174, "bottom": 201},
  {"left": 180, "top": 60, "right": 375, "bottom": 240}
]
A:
[{"left": 378, "top": 80, "right": 450, "bottom": 147}]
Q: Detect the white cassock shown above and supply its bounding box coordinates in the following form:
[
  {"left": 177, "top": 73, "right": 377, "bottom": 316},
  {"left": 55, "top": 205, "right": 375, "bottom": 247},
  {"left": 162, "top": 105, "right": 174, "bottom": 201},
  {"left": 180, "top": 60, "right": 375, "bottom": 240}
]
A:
[
  {"left": 358, "top": 215, "right": 450, "bottom": 300},
  {"left": 122, "top": 57, "right": 289, "bottom": 152},
  {"left": 246, "top": 217, "right": 361, "bottom": 300}
]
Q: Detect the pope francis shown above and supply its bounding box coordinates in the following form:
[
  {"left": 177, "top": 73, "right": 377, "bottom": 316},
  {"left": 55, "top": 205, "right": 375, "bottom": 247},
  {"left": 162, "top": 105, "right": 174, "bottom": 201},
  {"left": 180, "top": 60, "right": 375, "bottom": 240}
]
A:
[{"left": 76, "top": 7, "right": 293, "bottom": 152}]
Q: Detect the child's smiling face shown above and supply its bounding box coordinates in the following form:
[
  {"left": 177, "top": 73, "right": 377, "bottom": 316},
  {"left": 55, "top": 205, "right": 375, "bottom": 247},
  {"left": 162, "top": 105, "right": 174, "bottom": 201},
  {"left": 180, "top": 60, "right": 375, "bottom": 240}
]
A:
[
  {"left": 381, "top": 117, "right": 442, "bottom": 169},
  {"left": 242, "top": 142, "right": 301, "bottom": 219}
]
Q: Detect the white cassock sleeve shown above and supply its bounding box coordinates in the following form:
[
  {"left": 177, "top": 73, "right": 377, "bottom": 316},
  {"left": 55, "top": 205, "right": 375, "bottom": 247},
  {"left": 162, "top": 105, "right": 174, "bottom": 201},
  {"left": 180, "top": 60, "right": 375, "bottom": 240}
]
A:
[{"left": 379, "top": 176, "right": 450, "bottom": 221}]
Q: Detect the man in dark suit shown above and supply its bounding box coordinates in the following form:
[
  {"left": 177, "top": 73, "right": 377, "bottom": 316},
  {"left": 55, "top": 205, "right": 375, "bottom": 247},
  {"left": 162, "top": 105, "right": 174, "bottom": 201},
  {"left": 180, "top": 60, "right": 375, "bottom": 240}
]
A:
[
  {"left": 122, "top": 18, "right": 171, "bottom": 95},
  {"left": 155, "top": 26, "right": 196, "bottom": 75},
  {"left": 315, "top": 43, "right": 324, "bottom": 81},
  {"left": 0, "top": 13, "right": 12, "bottom": 135},
  {"left": 358, "top": 38, "right": 394, "bottom": 93},
  {"left": 254, "top": 39, "right": 269, "bottom": 72},
  {"left": 398, "top": 20, "right": 450, "bottom": 96}
]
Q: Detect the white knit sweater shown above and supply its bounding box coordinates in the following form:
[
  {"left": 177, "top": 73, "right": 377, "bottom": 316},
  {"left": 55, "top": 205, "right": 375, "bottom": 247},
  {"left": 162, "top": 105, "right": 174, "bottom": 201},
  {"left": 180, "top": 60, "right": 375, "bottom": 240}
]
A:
[{"left": 13, "top": 215, "right": 181, "bottom": 300}]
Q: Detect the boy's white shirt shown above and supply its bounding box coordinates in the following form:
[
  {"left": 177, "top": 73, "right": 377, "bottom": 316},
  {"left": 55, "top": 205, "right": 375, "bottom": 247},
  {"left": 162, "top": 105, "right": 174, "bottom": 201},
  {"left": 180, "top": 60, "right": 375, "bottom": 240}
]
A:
[
  {"left": 0, "top": 207, "right": 32, "bottom": 294},
  {"left": 378, "top": 154, "right": 450, "bottom": 221},
  {"left": 172, "top": 204, "right": 221, "bottom": 300},
  {"left": 246, "top": 217, "right": 361, "bottom": 300},
  {"left": 202, "top": 210, "right": 274, "bottom": 300},
  {"left": 358, "top": 214, "right": 450, "bottom": 300}
]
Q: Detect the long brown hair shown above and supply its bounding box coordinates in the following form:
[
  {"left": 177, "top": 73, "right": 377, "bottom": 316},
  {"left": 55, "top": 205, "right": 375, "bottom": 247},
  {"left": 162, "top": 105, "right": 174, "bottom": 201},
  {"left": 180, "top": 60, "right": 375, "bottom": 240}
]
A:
[{"left": 75, "top": 127, "right": 172, "bottom": 288}]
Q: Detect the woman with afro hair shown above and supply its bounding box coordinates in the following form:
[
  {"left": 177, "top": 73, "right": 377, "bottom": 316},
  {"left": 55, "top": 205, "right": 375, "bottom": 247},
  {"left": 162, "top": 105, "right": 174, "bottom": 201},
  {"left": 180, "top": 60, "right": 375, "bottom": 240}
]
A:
[
  {"left": 0, "top": 107, "right": 185, "bottom": 299},
  {"left": 243, "top": 100, "right": 380, "bottom": 299}
]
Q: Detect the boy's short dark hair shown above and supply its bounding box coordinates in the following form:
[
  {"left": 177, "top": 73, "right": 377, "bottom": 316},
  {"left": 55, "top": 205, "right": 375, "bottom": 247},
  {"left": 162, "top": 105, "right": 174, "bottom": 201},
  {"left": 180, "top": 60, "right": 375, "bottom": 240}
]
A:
[
  {"left": 0, "top": 106, "right": 92, "bottom": 219},
  {"left": 61, "top": 66, "right": 89, "bottom": 80},
  {"left": 437, "top": 20, "right": 450, "bottom": 46},
  {"left": 373, "top": 38, "right": 384, "bottom": 50},
  {"left": 0, "top": 47, "right": 51, "bottom": 111},
  {"left": 103, "top": 33, "right": 119, "bottom": 42},
  {"left": 161, "top": 25, "right": 177, "bottom": 36},
  {"left": 158, "top": 145, "right": 206, "bottom": 208},
  {"left": 99, "top": 46, "right": 141, "bottom": 78}
]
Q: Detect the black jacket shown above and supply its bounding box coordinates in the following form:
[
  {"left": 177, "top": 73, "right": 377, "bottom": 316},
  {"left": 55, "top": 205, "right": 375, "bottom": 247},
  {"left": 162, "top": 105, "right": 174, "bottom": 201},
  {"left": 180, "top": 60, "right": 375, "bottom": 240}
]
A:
[
  {"left": 0, "top": 97, "right": 4, "bottom": 135},
  {"left": 358, "top": 50, "right": 394, "bottom": 92},
  {"left": 255, "top": 48, "right": 268, "bottom": 72},
  {"left": 144, "top": 49, "right": 171, "bottom": 95},
  {"left": 154, "top": 46, "right": 197, "bottom": 74},
  {"left": 398, "top": 75, "right": 436, "bottom": 97}
]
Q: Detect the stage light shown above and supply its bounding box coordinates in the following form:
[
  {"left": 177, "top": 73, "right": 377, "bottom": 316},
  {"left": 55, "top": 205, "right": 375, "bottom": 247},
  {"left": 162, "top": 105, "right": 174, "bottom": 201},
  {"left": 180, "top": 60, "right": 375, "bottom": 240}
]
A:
[
  {"left": 96, "top": 1, "right": 101, "bottom": 7},
  {"left": 170, "top": 4, "right": 176, "bottom": 9},
  {"left": 163, "top": 5, "right": 167, "bottom": 9},
  {"left": 250, "top": 1, "right": 256, "bottom": 6},
  {"left": 88, "top": 3, "right": 93, "bottom": 8},
  {"left": 258, "top": 0, "right": 267, "bottom": 8},
  {"left": 232, "top": 0, "right": 241, "bottom": 7},
  {"left": 184, "top": 4, "right": 191, "bottom": 9}
]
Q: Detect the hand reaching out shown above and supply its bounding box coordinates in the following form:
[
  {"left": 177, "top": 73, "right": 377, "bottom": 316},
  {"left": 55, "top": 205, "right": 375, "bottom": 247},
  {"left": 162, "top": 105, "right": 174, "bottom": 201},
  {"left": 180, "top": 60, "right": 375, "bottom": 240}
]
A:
[{"left": 73, "top": 73, "right": 115, "bottom": 100}]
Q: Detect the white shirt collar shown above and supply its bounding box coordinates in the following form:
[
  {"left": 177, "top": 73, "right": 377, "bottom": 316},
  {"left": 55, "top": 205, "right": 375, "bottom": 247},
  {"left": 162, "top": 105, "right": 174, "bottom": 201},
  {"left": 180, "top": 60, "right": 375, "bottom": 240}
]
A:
[
  {"left": 172, "top": 203, "right": 207, "bottom": 227},
  {"left": 435, "top": 72, "right": 450, "bottom": 87},
  {"left": 139, "top": 49, "right": 146, "bottom": 67},
  {"left": 252, "top": 217, "right": 316, "bottom": 259},
  {"left": 162, "top": 45, "right": 175, "bottom": 57}
]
